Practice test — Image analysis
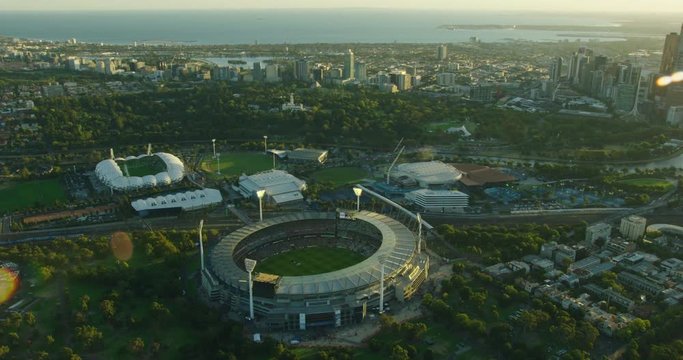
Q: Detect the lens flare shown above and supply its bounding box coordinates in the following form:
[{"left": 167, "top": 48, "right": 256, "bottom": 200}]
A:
[
  {"left": 110, "top": 232, "right": 133, "bottom": 261},
  {"left": 657, "top": 76, "right": 673, "bottom": 87},
  {"left": 672, "top": 71, "right": 683, "bottom": 83},
  {"left": 0, "top": 268, "right": 20, "bottom": 305}
]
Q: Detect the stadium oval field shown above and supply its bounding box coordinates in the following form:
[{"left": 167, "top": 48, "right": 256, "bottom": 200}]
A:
[{"left": 204, "top": 211, "right": 429, "bottom": 330}]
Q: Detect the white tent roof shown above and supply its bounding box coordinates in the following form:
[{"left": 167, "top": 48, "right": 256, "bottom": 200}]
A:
[{"left": 95, "top": 152, "right": 185, "bottom": 191}]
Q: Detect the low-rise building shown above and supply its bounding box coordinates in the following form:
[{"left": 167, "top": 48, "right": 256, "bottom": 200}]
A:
[
  {"left": 585, "top": 222, "right": 611, "bottom": 246},
  {"left": 404, "top": 188, "right": 469, "bottom": 213},
  {"left": 620, "top": 215, "right": 647, "bottom": 241}
]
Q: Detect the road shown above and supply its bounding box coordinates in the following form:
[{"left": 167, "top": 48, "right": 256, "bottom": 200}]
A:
[{"left": 0, "top": 215, "right": 243, "bottom": 245}]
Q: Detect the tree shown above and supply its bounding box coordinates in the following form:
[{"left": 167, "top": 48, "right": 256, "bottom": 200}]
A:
[
  {"left": 79, "top": 295, "right": 90, "bottom": 312},
  {"left": 390, "top": 344, "right": 410, "bottom": 360},
  {"left": 100, "top": 299, "right": 116, "bottom": 320},
  {"left": 0, "top": 346, "right": 9, "bottom": 358},
  {"left": 75, "top": 325, "right": 103, "bottom": 348},
  {"left": 25, "top": 311, "right": 36, "bottom": 326},
  {"left": 128, "top": 337, "right": 145, "bottom": 354}
]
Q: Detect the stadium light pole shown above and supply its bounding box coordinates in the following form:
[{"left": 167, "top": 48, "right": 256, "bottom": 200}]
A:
[
  {"left": 216, "top": 153, "right": 221, "bottom": 175},
  {"left": 199, "top": 219, "right": 205, "bottom": 271},
  {"left": 256, "top": 189, "right": 266, "bottom": 222},
  {"left": 378, "top": 254, "right": 386, "bottom": 314},
  {"left": 211, "top": 139, "right": 216, "bottom": 158},
  {"left": 263, "top": 135, "right": 268, "bottom": 154},
  {"left": 416, "top": 212, "right": 422, "bottom": 255},
  {"left": 353, "top": 187, "right": 363, "bottom": 212},
  {"left": 244, "top": 258, "right": 257, "bottom": 320}
]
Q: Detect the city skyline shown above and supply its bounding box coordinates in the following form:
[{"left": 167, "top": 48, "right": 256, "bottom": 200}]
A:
[{"left": 2, "top": 0, "right": 683, "bottom": 13}]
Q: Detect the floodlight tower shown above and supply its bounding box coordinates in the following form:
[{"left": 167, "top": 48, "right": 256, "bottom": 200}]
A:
[
  {"left": 211, "top": 139, "right": 216, "bottom": 158},
  {"left": 386, "top": 146, "right": 405, "bottom": 185},
  {"left": 416, "top": 213, "right": 423, "bottom": 254},
  {"left": 263, "top": 135, "right": 268, "bottom": 154},
  {"left": 377, "top": 254, "right": 387, "bottom": 314},
  {"left": 147, "top": 143, "right": 152, "bottom": 156},
  {"left": 244, "top": 258, "right": 257, "bottom": 320},
  {"left": 256, "top": 189, "right": 266, "bottom": 222},
  {"left": 353, "top": 187, "right": 363, "bottom": 212},
  {"left": 215, "top": 153, "right": 221, "bottom": 175},
  {"left": 199, "top": 220, "right": 205, "bottom": 270}
]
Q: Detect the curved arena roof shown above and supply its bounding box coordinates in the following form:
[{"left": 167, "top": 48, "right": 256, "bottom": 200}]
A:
[
  {"left": 209, "top": 211, "right": 417, "bottom": 297},
  {"left": 95, "top": 152, "right": 184, "bottom": 191},
  {"left": 393, "top": 161, "right": 463, "bottom": 187}
]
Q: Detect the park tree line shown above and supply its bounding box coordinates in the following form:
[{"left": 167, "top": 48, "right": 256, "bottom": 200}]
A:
[
  {"left": 31, "top": 81, "right": 683, "bottom": 160},
  {"left": 0, "top": 231, "right": 305, "bottom": 360}
]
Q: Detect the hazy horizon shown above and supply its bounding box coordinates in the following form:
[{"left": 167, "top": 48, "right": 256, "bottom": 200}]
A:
[{"left": 2, "top": 0, "right": 683, "bottom": 14}]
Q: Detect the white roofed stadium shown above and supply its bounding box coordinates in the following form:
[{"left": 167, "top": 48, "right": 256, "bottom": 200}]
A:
[
  {"left": 391, "top": 161, "right": 463, "bottom": 188},
  {"left": 202, "top": 211, "right": 429, "bottom": 330},
  {"left": 95, "top": 152, "right": 185, "bottom": 191}
]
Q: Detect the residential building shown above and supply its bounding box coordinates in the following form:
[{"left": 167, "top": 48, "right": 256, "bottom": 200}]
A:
[{"left": 265, "top": 64, "right": 280, "bottom": 82}]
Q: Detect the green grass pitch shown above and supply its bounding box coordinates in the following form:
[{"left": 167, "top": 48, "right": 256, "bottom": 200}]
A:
[
  {"left": 309, "top": 167, "right": 368, "bottom": 187},
  {"left": 254, "top": 246, "right": 367, "bottom": 276},
  {"left": 0, "top": 179, "right": 67, "bottom": 213},
  {"left": 116, "top": 155, "right": 167, "bottom": 177},
  {"left": 200, "top": 152, "right": 273, "bottom": 177}
]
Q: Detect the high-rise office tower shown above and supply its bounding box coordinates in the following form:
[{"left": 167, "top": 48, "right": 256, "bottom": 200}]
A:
[
  {"left": 343, "top": 49, "right": 355, "bottom": 80},
  {"left": 437, "top": 44, "right": 448, "bottom": 61},
  {"left": 295, "top": 59, "right": 309, "bottom": 81},
  {"left": 663, "top": 24, "right": 683, "bottom": 110},
  {"left": 660, "top": 32, "right": 680, "bottom": 74},
  {"left": 253, "top": 62, "right": 262, "bottom": 81},
  {"left": 549, "top": 57, "right": 562, "bottom": 82},
  {"left": 354, "top": 62, "right": 367, "bottom": 82}
]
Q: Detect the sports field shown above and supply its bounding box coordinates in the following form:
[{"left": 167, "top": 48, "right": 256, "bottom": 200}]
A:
[
  {"left": 616, "top": 178, "right": 673, "bottom": 191},
  {"left": 309, "top": 167, "right": 368, "bottom": 187},
  {"left": 255, "top": 246, "right": 367, "bottom": 276},
  {"left": 0, "top": 179, "right": 67, "bottom": 212},
  {"left": 200, "top": 152, "right": 272, "bottom": 177},
  {"left": 116, "top": 155, "right": 167, "bottom": 177}
]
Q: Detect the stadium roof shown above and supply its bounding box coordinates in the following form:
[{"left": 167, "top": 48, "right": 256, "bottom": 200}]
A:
[
  {"left": 238, "top": 170, "right": 306, "bottom": 205},
  {"left": 287, "top": 148, "right": 328, "bottom": 163},
  {"left": 393, "top": 161, "right": 463, "bottom": 187},
  {"left": 209, "top": 211, "right": 417, "bottom": 296},
  {"left": 131, "top": 188, "right": 222, "bottom": 212},
  {"left": 95, "top": 152, "right": 184, "bottom": 191}
]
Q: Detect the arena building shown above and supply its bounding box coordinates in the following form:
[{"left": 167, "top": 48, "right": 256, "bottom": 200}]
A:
[
  {"left": 390, "top": 161, "right": 463, "bottom": 188},
  {"left": 95, "top": 152, "right": 184, "bottom": 191},
  {"left": 131, "top": 188, "right": 223, "bottom": 216},
  {"left": 238, "top": 170, "right": 306, "bottom": 206},
  {"left": 203, "top": 211, "right": 429, "bottom": 330}
]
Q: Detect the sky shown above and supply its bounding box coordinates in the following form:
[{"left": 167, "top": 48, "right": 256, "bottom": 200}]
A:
[{"left": 1, "top": 0, "right": 682, "bottom": 13}]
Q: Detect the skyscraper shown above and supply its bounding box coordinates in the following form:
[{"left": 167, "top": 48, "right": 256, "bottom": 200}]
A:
[
  {"left": 343, "top": 49, "right": 355, "bottom": 80},
  {"left": 437, "top": 44, "right": 448, "bottom": 61},
  {"left": 253, "top": 62, "right": 262, "bottom": 81},
  {"left": 295, "top": 59, "right": 309, "bottom": 81},
  {"left": 660, "top": 32, "right": 680, "bottom": 74},
  {"left": 354, "top": 62, "right": 367, "bottom": 82},
  {"left": 549, "top": 57, "right": 562, "bottom": 82},
  {"left": 662, "top": 24, "right": 683, "bottom": 111}
]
